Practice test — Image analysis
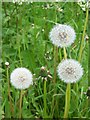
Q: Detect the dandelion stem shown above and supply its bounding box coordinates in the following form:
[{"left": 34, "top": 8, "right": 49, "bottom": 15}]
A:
[
  {"left": 43, "top": 79, "right": 47, "bottom": 118},
  {"left": 63, "top": 47, "right": 71, "bottom": 118},
  {"left": 63, "top": 47, "right": 67, "bottom": 59},
  {"left": 19, "top": 90, "right": 23, "bottom": 118},
  {"left": 6, "top": 67, "right": 13, "bottom": 116},
  {"left": 64, "top": 83, "right": 71, "bottom": 118}
]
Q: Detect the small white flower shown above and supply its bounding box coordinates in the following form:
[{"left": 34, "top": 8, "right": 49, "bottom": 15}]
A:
[
  {"left": 10, "top": 68, "right": 33, "bottom": 89},
  {"left": 49, "top": 24, "right": 76, "bottom": 47},
  {"left": 5, "top": 62, "right": 9, "bottom": 66},
  {"left": 57, "top": 59, "right": 83, "bottom": 83},
  {"left": 13, "top": 0, "right": 29, "bottom": 5}
]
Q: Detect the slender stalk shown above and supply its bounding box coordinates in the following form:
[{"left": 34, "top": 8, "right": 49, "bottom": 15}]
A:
[
  {"left": 15, "top": 3, "right": 23, "bottom": 118},
  {"left": 53, "top": 46, "right": 58, "bottom": 84},
  {"left": 51, "top": 46, "right": 58, "bottom": 117},
  {"left": 6, "top": 67, "right": 13, "bottom": 116},
  {"left": 59, "top": 48, "right": 62, "bottom": 61},
  {"left": 3, "top": 3, "right": 9, "bottom": 26},
  {"left": 19, "top": 90, "right": 23, "bottom": 118},
  {"left": 18, "top": 46, "right": 22, "bottom": 66},
  {"left": 51, "top": 5, "right": 59, "bottom": 117},
  {"left": 63, "top": 47, "right": 67, "bottom": 59},
  {"left": 88, "top": 6, "right": 90, "bottom": 118},
  {"left": 15, "top": 3, "right": 22, "bottom": 67},
  {"left": 78, "top": 5, "right": 88, "bottom": 62},
  {"left": 63, "top": 47, "right": 71, "bottom": 118},
  {"left": 16, "top": 90, "right": 28, "bottom": 106},
  {"left": 75, "top": 3, "right": 89, "bottom": 114},
  {"left": 43, "top": 79, "right": 47, "bottom": 118},
  {"left": 64, "top": 83, "right": 71, "bottom": 118},
  {"left": 18, "top": 46, "right": 23, "bottom": 118}
]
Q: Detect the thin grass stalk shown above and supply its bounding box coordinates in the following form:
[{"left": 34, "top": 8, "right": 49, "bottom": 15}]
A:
[
  {"left": 15, "top": 4, "right": 23, "bottom": 118},
  {"left": 15, "top": 3, "right": 22, "bottom": 67},
  {"left": 18, "top": 46, "right": 22, "bottom": 66},
  {"left": 53, "top": 46, "right": 58, "bottom": 84},
  {"left": 6, "top": 67, "right": 13, "bottom": 116},
  {"left": 51, "top": 46, "right": 58, "bottom": 117},
  {"left": 78, "top": 4, "right": 88, "bottom": 62},
  {"left": 18, "top": 41, "right": 23, "bottom": 118},
  {"left": 53, "top": 3, "right": 58, "bottom": 84},
  {"left": 51, "top": 5, "right": 59, "bottom": 117},
  {"left": 63, "top": 47, "right": 71, "bottom": 118},
  {"left": 75, "top": 2, "right": 89, "bottom": 114},
  {"left": 88, "top": 6, "right": 90, "bottom": 118},
  {"left": 3, "top": 3, "right": 9, "bottom": 26}
]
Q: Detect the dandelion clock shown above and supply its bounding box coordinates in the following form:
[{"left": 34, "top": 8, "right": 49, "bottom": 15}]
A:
[
  {"left": 10, "top": 68, "right": 33, "bottom": 89},
  {"left": 57, "top": 59, "right": 83, "bottom": 118},
  {"left": 57, "top": 59, "right": 83, "bottom": 83},
  {"left": 49, "top": 24, "right": 76, "bottom": 47}
]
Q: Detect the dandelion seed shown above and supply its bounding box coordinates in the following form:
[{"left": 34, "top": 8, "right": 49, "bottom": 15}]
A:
[
  {"left": 57, "top": 59, "right": 83, "bottom": 83},
  {"left": 10, "top": 68, "right": 33, "bottom": 89},
  {"left": 49, "top": 24, "right": 76, "bottom": 47}
]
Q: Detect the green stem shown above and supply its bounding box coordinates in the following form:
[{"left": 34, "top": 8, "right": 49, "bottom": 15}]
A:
[
  {"left": 78, "top": 4, "right": 88, "bottom": 62},
  {"left": 43, "top": 80, "right": 47, "bottom": 118},
  {"left": 63, "top": 47, "right": 67, "bottom": 59},
  {"left": 63, "top": 47, "right": 71, "bottom": 118},
  {"left": 88, "top": 1, "right": 90, "bottom": 117},
  {"left": 64, "top": 83, "right": 71, "bottom": 118},
  {"left": 3, "top": 3, "right": 9, "bottom": 26},
  {"left": 75, "top": 3, "right": 89, "bottom": 115},
  {"left": 53, "top": 46, "right": 58, "bottom": 84},
  {"left": 51, "top": 46, "right": 58, "bottom": 117},
  {"left": 15, "top": 3, "right": 22, "bottom": 67},
  {"left": 51, "top": 6, "right": 58, "bottom": 117},
  {"left": 6, "top": 67, "right": 13, "bottom": 116},
  {"left": 59, "top": 48, "right": 62, "bottom": 61},
  {"left": 18, "top": 46, "right": 22, "bottom": 66}
]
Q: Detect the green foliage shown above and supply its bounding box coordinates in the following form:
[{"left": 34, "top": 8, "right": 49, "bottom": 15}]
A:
[{"left": 2, "top": 2, "right": 89, "bottom": 119}]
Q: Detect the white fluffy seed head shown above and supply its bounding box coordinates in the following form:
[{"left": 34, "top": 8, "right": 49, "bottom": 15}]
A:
[
  {"left": 57, "top": 59, "right": 83, "bottom": 83},
  {"left": 10, "top": 68, "right": 33, "bottom": 89},
  {"left": 49, "top": 24, "right": 76, "bottom": 47},
  {"left": 5, "top": 62, "right": 9, "bottom": 66}
]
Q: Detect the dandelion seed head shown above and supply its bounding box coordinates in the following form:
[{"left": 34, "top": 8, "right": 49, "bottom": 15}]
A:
[
  {"left": 10, "top": 68, "right": 33, "bottom": 89},
  {"left": 57, "top": 59, "right": 83, "bottom": 83},
  {"left": 5, "top": 62, "right": 9, "bottom": 66},
  {"left": 49, "top": 24, "right": 76, "bottom": 47}
]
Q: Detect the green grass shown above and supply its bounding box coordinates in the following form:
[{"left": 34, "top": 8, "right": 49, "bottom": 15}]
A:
[{"left": 1, "top": 2, "right": 89, "bottom": 119}]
